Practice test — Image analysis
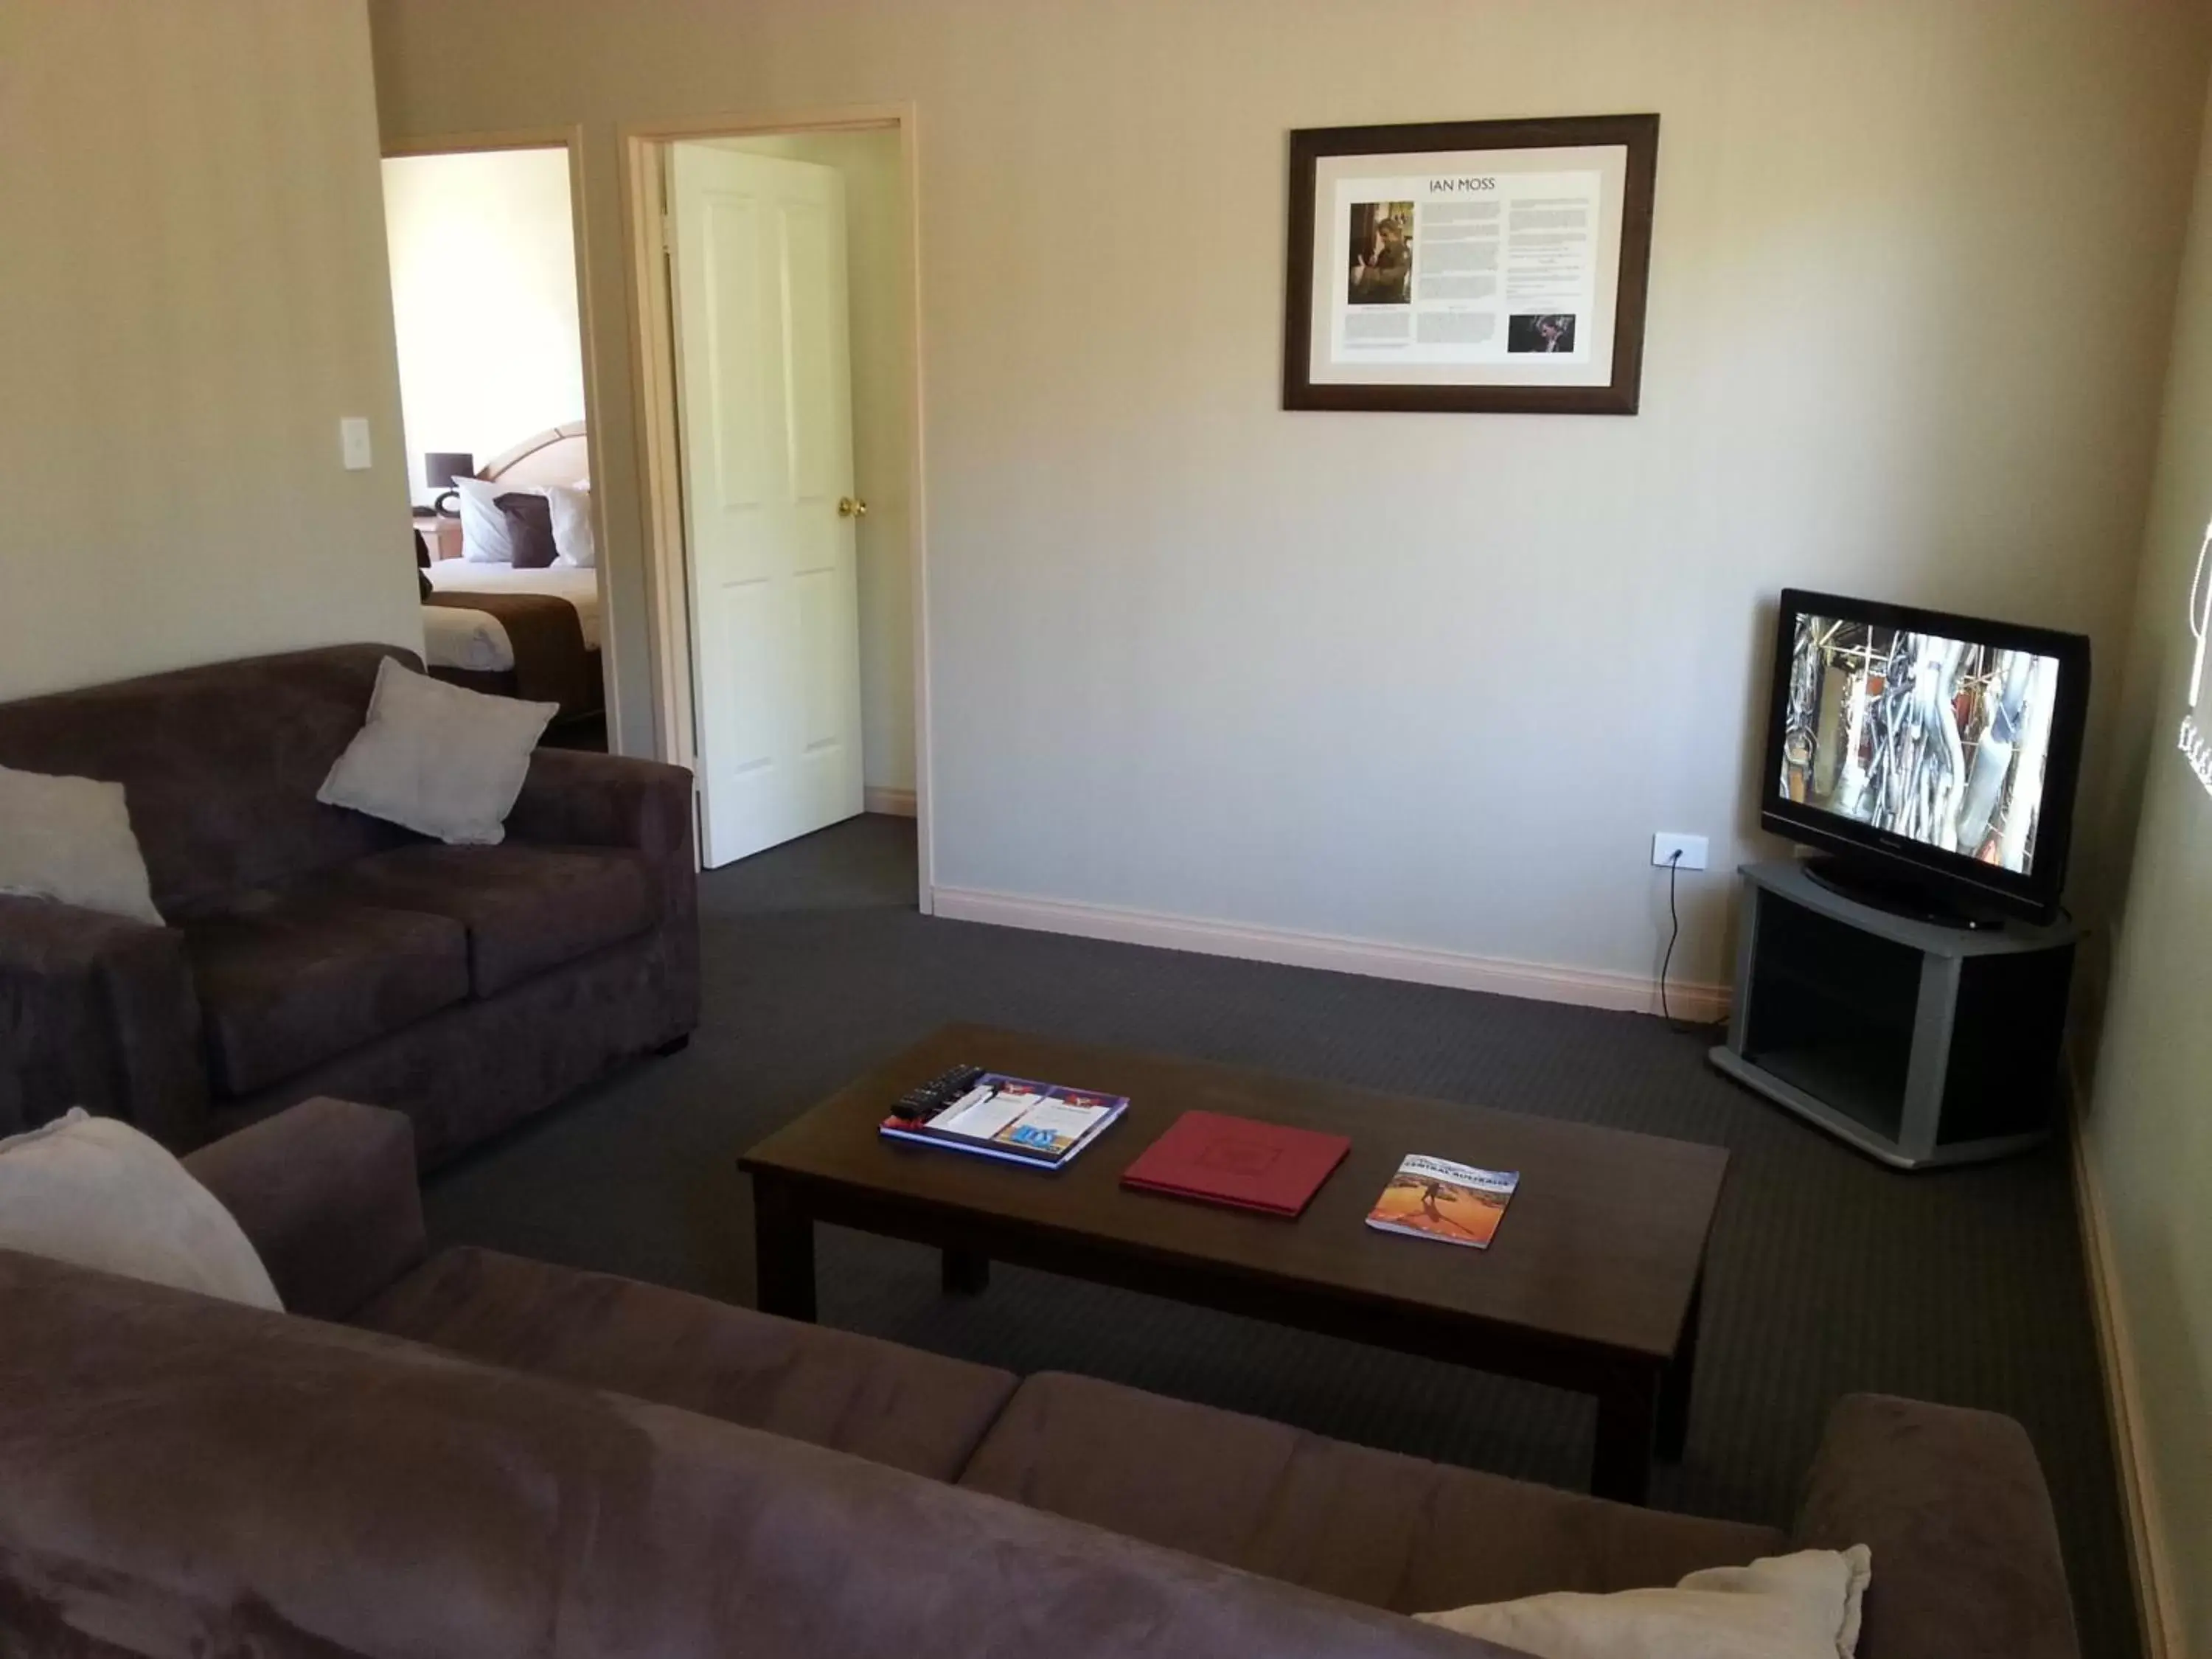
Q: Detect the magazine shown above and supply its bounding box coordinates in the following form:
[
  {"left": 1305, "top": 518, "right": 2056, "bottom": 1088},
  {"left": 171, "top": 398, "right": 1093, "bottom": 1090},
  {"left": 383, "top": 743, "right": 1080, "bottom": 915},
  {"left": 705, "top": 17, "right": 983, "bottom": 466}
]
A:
[
  {"left": 1364, "top": 1154, "right": 1518, "bottom": 1249},
  {"left": 879, "top": 1073, "right": 1127, "bottom": 1171}
]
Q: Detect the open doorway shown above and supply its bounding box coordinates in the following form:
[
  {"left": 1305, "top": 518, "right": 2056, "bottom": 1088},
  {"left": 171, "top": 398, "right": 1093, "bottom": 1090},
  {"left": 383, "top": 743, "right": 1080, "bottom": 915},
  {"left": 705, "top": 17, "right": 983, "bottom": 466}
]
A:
[
  {"left": 381, "top": 142, "right": 613, "bottom": 752},
  {"left": 625, "top": 116, "right": 925, "bottom": 884}
]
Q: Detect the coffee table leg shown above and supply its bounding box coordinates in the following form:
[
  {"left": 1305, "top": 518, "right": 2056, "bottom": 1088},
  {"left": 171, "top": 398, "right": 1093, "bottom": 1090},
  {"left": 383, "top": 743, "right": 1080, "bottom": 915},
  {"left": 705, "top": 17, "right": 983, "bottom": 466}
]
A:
[
  {"left": 1656, "top": 1273, "right": 1703, "bottom": 1463},
  {"left": 1591, "top": 1373, "right": 1657, "bottom": 1505},
  {"left": 942, "top": 1249, "right": 990, "bottom": 1295},
  {"left": 753, "top": 1178, "right": 817, "bottom": 1322}
]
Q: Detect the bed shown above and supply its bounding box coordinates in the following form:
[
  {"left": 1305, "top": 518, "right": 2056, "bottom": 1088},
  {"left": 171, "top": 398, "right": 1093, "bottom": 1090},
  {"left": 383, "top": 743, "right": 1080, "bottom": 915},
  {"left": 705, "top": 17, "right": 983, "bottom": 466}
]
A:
[{"left": 418, "top": 422, "right": 603, "bottom": 721}]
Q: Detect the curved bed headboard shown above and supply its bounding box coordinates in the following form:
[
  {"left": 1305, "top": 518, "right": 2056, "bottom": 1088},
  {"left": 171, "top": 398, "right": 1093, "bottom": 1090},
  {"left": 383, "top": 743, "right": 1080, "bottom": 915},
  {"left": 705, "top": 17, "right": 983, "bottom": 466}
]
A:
[{"left": 479, "top": 422, "right": 591, "bottom": 489}]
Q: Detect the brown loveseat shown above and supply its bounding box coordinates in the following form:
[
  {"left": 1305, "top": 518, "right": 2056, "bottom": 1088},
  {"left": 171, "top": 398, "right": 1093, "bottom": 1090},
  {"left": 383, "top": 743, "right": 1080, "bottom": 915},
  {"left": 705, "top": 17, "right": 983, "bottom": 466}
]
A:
[
  {"left": 0, "top": 1100, "right": 2080, "bottom": 1659},
  {"left": 0, "top": 645, "right": 698, "bottom": 1165}
]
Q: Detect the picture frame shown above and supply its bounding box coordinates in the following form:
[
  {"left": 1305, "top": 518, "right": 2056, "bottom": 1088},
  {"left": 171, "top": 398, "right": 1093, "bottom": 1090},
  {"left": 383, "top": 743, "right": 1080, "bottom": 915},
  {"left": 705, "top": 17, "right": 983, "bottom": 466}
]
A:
[{"left": 1282, "top": 114, "right": 1659, "bottom": 415}]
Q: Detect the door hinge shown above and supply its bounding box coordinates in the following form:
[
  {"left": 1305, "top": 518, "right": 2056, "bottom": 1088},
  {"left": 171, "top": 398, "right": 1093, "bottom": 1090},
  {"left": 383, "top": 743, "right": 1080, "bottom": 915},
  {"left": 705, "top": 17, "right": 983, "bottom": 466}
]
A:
[{"left": 661, "top": 212, "right": 674, "bottom": 255}]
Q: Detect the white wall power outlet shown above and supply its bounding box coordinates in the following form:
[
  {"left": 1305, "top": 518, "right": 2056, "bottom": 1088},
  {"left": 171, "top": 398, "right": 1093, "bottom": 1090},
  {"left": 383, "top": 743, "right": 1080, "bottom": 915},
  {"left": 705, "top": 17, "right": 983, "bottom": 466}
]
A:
[{"left": 1652, "top": 832, "right": 1708, "bottom": 871}]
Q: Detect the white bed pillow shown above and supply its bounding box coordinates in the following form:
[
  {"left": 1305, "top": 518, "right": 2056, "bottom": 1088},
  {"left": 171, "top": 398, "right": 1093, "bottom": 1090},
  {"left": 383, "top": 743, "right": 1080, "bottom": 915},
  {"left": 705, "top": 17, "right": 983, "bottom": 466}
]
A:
[
  {"left": 546, "top": 482, "right": 596, "bottom": 567},
  {"left": 1415, "top": 1546, "right": 1871, "bottom": 1659},
  {"left": 454, "top": 476, "right": 514, "bottom": 563},
  {"left": 0, "top": 762, "right": 163, "bottom": 924},
  {"left": 317, "top": 657, "right": 556, "bottom": 845},
  {"left": 0, "top": 1108, "right": 282, "bottom": 1310},
  {"left": 460, "top": 478, "right": 595, "bottom": 567}
]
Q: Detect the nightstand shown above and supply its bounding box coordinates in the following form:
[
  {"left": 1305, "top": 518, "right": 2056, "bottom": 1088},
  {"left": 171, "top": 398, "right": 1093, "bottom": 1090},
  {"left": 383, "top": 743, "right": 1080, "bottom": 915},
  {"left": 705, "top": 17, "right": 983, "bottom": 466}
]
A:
[{"left": 409, "top": 515, "right": 464, "bottom": 561}]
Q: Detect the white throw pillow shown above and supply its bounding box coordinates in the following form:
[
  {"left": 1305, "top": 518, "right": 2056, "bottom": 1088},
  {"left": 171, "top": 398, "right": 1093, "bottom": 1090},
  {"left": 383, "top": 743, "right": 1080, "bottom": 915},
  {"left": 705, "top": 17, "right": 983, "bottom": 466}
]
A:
[
  {"left": 318, "top": 656, "right": 556, "bottom": 845},
  {"left": 455, "top": 476, "right": 514, "bottom": 563},
  {"left": 1415, "top": 1546, "right": 1871, "bottom": 1659},
  {"left": 0, "top": 762, "right": 163, "bottom": 924},
  {"left": 0, "top": 1109, "right": 281, "bottom": 1310},
  {"left": 546, "top": 482, "right": 596, "bottom": 567}
]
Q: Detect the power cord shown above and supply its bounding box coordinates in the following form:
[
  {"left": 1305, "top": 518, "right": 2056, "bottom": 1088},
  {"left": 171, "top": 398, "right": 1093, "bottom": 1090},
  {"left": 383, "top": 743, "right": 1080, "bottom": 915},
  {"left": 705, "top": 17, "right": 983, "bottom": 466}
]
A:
[{"left": 1658, "top": 849, "right": 1703, "bottom": 1035}]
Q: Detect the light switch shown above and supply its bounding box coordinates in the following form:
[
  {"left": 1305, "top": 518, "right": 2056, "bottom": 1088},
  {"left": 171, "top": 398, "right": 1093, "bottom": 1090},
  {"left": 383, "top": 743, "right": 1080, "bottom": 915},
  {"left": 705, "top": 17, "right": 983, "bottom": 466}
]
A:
[{"left": 340, "top": 417, "right": 373, "bottom": 471}]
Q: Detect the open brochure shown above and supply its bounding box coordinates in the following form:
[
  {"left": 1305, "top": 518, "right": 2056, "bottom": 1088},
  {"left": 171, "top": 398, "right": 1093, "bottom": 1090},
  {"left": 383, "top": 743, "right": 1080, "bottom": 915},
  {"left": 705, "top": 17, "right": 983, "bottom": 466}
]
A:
[
  {"left": 1365, "top": 1154, "right": 1518, "bottom": 1249},
  {"left": 880, "top": 1073, "right": 1127, "bottom": 1170}
]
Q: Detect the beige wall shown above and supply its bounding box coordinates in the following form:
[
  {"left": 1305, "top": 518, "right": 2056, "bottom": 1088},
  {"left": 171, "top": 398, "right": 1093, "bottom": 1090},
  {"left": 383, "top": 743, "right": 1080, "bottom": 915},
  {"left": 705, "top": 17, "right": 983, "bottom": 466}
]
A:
[
  {"left": 0, "top": 0, "right": 415, "bottom": 703},
  {"left": 370, "top": 0, "right": 2208, "bottom": 990},
  {"left": 382, "top": 147, "right": 586, "bottom": 509},
  {"left": 712, "top": 131, "right": 916, "bottom": 796},
  {"left": 2080, "top": 56, "right": 2212, "bottom": 1654}
]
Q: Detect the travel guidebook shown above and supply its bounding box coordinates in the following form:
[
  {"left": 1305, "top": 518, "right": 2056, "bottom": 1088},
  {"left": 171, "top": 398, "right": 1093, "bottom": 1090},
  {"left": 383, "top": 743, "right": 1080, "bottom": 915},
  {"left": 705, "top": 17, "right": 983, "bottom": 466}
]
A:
[
  {"left": 880, "top": 1074, "right": 1127, "bottom": 1171},
  {"left": 1365, "top": 1155, "right": 1519, "bottom": 1249}
]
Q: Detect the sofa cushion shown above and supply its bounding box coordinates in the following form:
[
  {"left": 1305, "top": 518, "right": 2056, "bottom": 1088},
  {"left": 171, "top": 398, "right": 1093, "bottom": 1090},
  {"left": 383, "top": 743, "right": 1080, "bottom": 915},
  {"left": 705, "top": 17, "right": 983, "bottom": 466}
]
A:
[
  {"left": 356, "top": 1247, "right": 1018, "bottom": 1481},
  {"left": 958, "top": 1371, "right": 1787, "bottom": 1615},
  {"left": 319, "top": 842, "right": 660, "bottom": 996},
  {"left": 184, "top": 897, "right": 470, "bottom": 1096}
]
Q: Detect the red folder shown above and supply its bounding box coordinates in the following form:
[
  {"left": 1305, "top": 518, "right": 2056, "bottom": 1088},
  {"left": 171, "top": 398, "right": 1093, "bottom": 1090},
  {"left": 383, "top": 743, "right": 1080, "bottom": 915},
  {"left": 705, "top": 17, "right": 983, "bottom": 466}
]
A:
[{"left": 1120, "top": 1110, "right": 1351, "bottom": 1218}]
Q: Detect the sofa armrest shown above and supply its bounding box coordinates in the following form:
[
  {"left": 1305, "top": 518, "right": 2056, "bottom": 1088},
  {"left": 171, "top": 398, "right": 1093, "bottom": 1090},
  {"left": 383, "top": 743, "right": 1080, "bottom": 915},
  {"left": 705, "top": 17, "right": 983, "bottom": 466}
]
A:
[
  {"left": 183, "top": 1098, "right": 426, "bottom": 1321},
  {"left": 506, "top": 749, "right": 695, "bottom": 863},
  {"left": 1792, "top": 1394, "right": 2078, "bottom": 1659},
  {"left": 0, "top": 894, "right": 206, "bottom": 1147}
]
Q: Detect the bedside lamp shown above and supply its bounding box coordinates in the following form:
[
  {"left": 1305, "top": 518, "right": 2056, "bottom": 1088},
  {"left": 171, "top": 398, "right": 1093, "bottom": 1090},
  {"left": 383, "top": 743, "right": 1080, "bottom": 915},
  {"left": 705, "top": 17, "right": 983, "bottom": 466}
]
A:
[{"left": 424, "top": 451, "right": 475, "bottom": 518}]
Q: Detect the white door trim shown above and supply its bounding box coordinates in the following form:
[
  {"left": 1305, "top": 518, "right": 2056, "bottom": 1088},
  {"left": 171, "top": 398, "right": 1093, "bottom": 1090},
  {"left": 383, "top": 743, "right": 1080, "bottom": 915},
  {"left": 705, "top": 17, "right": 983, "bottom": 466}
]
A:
[
  {"left": 620, "top": 103, "right": 933, "bottom": 908},
  {"left": 381, "top": 126, "right": 625, "bottom": 754}
]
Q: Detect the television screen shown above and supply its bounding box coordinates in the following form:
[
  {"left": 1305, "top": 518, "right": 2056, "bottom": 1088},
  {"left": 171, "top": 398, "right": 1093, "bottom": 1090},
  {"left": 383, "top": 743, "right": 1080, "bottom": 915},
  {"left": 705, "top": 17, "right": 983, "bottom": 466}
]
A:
[
  {"left": 1762, "top": 590, "right": 2091, "bottom": 923},
  {"left": 1778, "top": 613, "right": 2063, "bottom": 874}
]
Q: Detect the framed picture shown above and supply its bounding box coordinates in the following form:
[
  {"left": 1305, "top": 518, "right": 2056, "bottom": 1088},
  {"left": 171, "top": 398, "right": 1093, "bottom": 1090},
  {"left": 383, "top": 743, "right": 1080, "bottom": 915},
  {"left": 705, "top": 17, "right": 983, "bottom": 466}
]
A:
[{"left": 1282, "top": 114, "right": 1659, "bottom": 415}]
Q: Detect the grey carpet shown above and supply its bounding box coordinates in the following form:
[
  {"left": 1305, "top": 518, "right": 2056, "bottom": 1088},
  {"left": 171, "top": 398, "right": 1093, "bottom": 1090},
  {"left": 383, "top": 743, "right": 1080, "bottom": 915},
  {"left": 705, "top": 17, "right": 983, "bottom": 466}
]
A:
[{"left": 422, "top": 813, "right": 2136, "bottom": 1658}]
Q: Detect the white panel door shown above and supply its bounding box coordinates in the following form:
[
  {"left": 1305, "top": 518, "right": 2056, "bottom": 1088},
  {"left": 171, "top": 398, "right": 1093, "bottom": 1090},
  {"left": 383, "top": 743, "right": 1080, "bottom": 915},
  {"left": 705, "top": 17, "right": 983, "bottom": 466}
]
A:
[{"left": 668, "top": 144, "right": 863, "bottom": 866}]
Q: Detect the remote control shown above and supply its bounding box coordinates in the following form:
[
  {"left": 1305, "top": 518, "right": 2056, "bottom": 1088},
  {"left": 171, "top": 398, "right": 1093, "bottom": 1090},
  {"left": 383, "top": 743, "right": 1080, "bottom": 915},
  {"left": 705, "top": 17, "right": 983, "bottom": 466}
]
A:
[{"left": 891, "top": 1064, "right": 987, "bottom": 1121}]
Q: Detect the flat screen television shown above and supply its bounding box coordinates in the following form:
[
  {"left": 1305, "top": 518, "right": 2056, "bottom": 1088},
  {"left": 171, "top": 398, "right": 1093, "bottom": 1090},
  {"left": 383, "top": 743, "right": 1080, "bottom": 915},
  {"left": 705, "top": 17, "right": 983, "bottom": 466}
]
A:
[{"left": 1760, "top": 590, "right": 2091, "bottom": 926}]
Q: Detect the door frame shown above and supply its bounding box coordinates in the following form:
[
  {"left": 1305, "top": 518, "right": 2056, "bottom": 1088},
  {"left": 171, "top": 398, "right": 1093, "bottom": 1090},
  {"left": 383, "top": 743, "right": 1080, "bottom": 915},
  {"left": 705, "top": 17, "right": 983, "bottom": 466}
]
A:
[
  {"left": 619, "top": 102, "right": 933, "bottom": 908},
  {"left": 380, "top": 125, "right": 627, "bottom": 753}
]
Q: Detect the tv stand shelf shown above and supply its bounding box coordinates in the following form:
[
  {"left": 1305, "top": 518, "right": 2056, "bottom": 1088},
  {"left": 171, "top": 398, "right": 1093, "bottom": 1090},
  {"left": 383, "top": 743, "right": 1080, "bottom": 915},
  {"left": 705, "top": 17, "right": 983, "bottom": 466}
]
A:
[{"left": 1708, "top": 860, "right": 2078, "bottom": 1169}]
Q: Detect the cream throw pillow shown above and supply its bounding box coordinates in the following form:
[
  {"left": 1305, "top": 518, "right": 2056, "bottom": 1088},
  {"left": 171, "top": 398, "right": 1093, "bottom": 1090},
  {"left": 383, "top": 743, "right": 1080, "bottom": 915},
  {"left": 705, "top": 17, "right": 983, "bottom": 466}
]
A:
[
  {"left": 1415, "top": 1546, "right": 1871, "bottom": 1659},
  {"left": 0, "top": 763, "right": 163, "bottom": 924},
  {"left": 0, "top": 1109, "right": 281, "bottom": 1310},
  {"left": 318, "top": 657, "right": 555, "bottom": 845}
]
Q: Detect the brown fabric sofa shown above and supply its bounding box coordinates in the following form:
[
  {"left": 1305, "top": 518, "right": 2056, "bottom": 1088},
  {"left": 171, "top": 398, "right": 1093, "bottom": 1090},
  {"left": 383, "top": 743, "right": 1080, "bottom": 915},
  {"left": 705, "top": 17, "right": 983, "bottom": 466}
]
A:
[
  {"left": 0, "top": 645, "right": 698, "bottom": 1165},
  {"left": 0, "top": 1100, "right": 2081, "bottom": 1659}
]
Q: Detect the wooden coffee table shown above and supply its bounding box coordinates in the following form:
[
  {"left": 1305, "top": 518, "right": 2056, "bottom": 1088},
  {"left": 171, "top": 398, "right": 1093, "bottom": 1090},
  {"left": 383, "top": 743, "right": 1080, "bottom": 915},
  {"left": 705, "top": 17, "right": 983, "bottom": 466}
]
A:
[{"left": 739, "top": 1024, "right": 1727, "bottom": 1503}]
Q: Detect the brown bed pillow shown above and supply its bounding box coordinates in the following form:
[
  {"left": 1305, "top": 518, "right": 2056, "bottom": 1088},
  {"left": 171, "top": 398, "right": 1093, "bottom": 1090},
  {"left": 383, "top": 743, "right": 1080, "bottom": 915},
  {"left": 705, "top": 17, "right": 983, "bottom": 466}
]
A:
[{"left": 496, "top": 491, "right": 557, "bottom": 568}]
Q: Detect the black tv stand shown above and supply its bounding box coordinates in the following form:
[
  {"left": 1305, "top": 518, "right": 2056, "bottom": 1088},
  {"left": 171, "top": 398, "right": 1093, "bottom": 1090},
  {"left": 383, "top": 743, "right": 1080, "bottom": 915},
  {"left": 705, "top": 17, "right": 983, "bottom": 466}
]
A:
[{"left": 1800, "top": 855, "right": 2008, "bottom": 932}]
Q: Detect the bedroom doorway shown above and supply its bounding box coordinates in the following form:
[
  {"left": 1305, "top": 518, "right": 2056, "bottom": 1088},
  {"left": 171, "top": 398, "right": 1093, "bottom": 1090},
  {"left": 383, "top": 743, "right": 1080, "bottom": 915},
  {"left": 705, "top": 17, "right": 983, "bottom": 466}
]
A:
[
  {"left": 624, "top": 114, "right": 928, "bottom": 888},
  {"left": 380, "top": 135, "right": 615, "bottom": 752}
]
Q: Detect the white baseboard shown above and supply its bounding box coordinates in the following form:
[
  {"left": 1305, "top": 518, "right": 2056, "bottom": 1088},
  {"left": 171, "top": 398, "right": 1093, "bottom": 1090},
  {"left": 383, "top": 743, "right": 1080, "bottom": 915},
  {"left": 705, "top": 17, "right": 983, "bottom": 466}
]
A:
[
  {"left": 2066, "top": 1054, "right": 2179, "bottom": 1659},
  {"left": 931, "top": 885, "right": 1733, "bottom": 1023},
  {"left": 863, "top": 786, "right": 917, "bottom": 818}
]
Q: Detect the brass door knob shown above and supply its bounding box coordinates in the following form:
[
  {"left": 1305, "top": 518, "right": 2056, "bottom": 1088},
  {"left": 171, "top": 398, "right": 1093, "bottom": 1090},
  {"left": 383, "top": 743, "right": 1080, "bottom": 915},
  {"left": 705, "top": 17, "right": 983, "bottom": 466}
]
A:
[{"left": 838, "top": 495, "right": 869, "bottom": 518}]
